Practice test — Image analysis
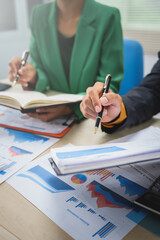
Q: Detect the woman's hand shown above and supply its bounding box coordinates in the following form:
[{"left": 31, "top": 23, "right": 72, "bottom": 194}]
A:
[
  {"left": 27, "top": 105, "right": 73, "bottom": 122},
  {"left": 80, "top": 82, "right": 122, "bottom": 123},
  {"left": 8, "top": 57, "right": 37, "bottom": 88}
]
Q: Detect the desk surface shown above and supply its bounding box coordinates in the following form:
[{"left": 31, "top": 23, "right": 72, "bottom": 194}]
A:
[{"left": 0, "top": 117, "right": 160, "bottom": 240}]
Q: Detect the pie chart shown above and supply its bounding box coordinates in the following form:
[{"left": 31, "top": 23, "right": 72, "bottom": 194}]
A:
[{"left": 71, "top": 174, "right": 87, "bottom": 184}]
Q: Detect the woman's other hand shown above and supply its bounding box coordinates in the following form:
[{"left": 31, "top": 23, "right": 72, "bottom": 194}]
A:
[{"left": 27, "top": 105, "right": 73, "bottom": 122}]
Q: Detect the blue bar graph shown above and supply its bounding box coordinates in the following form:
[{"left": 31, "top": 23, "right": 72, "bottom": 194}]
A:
[
  {"left": 76, "top": 202, "right": 87, "bottom": 208},
  {"left": 88, "top": 208, "right": 96, "bottom": 214},
  {"left": 66, "top": 196, "right": 78, "bottom": 203},
  {"left": 98, "top": 215, "right": 106, "bottom": 221},
  {"left": 92, "top": 222, "right": 117, "bottom": 238}
]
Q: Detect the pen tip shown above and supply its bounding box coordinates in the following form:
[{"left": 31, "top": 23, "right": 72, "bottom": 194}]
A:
[
  {"left": 12, "top": 81, "right": 16, "bottom": 87},
  {"left": 94, "top": 127, "right": 98, "bottom": 134}
]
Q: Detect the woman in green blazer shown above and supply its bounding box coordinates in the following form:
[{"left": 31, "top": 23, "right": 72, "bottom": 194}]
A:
[{"left": 8, "top": 0, "right": 124, "bottom": 121}]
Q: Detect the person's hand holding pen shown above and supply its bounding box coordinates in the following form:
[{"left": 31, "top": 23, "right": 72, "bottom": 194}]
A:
[
  {"left": 8, "top": 52, "right": 37, "bottom": 88},
  {"left": 80, "top": 78, "right": 122, "bottom": 129}
]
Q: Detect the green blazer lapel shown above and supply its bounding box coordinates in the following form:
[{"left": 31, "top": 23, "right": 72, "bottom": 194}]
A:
[
  {"left": 70, "top": 0, "right": 96, "bottom": 93},
  {"left": 47, "top": 2, "right": 69, "bottom": 92}
]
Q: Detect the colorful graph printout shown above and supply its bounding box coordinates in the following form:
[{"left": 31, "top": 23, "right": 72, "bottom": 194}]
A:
[
  {"left": 71, "top": 174, "right": 87, "bottom": 184},
  {"left": 7, "top": 152, "right": 156, "bottom": 240},
  {"left": 86, "top": 180, "right": 132, "bottom": 209},
  {"left": 18, "top": 165, "right": 74, "bottom": 193},
  {"left": 0, "top": 127, "right": 58, "bottom": 183},
  {"left": 87, "top": 169, "right": 115, "bottom": 182},
  {"left": 9, "top": 146, "right": 32, "bottom": 157},
  {"left": 116, "top": 175, "right": 146, "bottom": 197},
  {"left": 0, "top": 105, "right": 74, "bottom": 137}
]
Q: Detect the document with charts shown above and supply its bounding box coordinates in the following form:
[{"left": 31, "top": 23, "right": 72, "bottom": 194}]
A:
[
  {"left": 0, "top": 127, "right": 58, "bottom": 184},
  {"left": 0, "top": 105, "right": 75, "bottom": 137},
  {"left": 50, "top": 126, "right": 160, "bottom": 174},
  {"left": 50, "top": 140, "right": 160, "bottom": 175},
  {"left": 7, "top": 152, "right": 160, "bottom": 240}
]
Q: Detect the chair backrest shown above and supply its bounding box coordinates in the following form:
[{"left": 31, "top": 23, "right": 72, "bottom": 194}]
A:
[{"left": 119, "top": 39, "right": 144, "bottom": 95}]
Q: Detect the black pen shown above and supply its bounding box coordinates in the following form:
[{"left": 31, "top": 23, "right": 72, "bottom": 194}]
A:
[
  {"left": 94, "top": 74, "right": 112, "bottom": 134},
  {"left": 12, "top": 50, "right": 30, "bottom": 86}
]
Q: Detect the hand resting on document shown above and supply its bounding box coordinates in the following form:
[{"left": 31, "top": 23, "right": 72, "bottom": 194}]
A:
[{"left": 27, "top": 105, "right": 73, "bottom": 122}]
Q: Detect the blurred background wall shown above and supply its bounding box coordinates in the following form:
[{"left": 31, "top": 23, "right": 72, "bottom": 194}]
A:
[{"left": 100, "top": 0, "right": 160, "bottom": 77}]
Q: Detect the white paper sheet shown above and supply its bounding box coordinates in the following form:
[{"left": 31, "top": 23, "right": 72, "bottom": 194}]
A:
[
  {"left": 0, "top": 127, "right": 58, "bottom": 183},
  {"left": 50, "top": 127, "right": 160, "bottom": 174},
  {"left": 110, "top": 126, "right": 160, "bottom": 143},
  {"left": 8, "top": 152, "right": 160, "bottom": 240}
]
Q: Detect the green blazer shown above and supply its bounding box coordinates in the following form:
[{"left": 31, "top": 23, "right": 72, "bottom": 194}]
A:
[{"left": 30, "top": 0, "right": 124, "bottom": 118}]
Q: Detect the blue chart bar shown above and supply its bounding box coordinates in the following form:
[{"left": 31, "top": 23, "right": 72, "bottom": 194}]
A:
[
  {"left": 66, "top": 196, "right": 78, "bottom": 203},
  {"left": 6, "top": 161, "right": 16, "bottom": 169},
  {"left": 0, "top": 161, "right": 16, "bottom": 175},
  {"left": 88, "top": 208, "right": 96, "bottom": 214},
  {"left": 76, "top": 202, "right": 87, "bottom": 208},
  {"left": 98, "top": 215, "right": 106, "bottom": 221},
  {"left": 92, "top": 222, "right": 117, "bottom": 238},
  {"left": 0, "top": 170, "right": 6, "bottom": 175},
  {"left": 56, "top": 146, "right": 125, "bottom": 159},
  {"left": 18, "top": 165, "right": 74, "bottom": 193},
  {"left": 28, "top": 166, "right": 74, "bottom": 191}
]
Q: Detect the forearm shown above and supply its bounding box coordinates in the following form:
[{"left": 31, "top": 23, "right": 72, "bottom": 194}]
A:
[
  {"left": 101, "top": 85, "right": 160, "bottom": 134},
  {"left": 123, "top": 86, "right": 160, "bottom": 126}
]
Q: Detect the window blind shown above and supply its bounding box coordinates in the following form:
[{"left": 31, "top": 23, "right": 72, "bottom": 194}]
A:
[{"left": 97, "top": 0, "right": 160, "bottom": 54}]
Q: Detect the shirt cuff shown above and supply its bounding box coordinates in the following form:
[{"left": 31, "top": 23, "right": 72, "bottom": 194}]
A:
[{"left": 101, "top": 102, "right": 127, "bottom": 129}]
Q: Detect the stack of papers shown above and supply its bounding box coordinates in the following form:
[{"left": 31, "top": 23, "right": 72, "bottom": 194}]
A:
[{"left": 50, "top": 140, "right": 160, "bottom": 175}]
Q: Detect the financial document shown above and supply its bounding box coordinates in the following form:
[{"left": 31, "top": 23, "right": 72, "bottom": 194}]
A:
[
  {"left": 6, "top": 126, "right": 160, "bottom": 239},
  {"left": 0, "top": 127, "right": 58, "bottom": 184},
  {"left": 50, "top": 126, "right": 160, "bottom": 174},
  {"left": 7, "top": 151, "right": 160, "bottom": 240},
  {"left": 0, "top": 105, "right": 74, "bottom": 137}
]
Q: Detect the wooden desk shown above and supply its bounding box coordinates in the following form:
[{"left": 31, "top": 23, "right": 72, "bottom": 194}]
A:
[{"left": 0, "top": 117, "right": 160, "bottom": 240}]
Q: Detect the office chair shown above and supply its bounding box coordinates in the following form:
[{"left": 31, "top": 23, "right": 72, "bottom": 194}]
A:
[{"left": 119, "top": 39, "right": 144, "bottom": 95}]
